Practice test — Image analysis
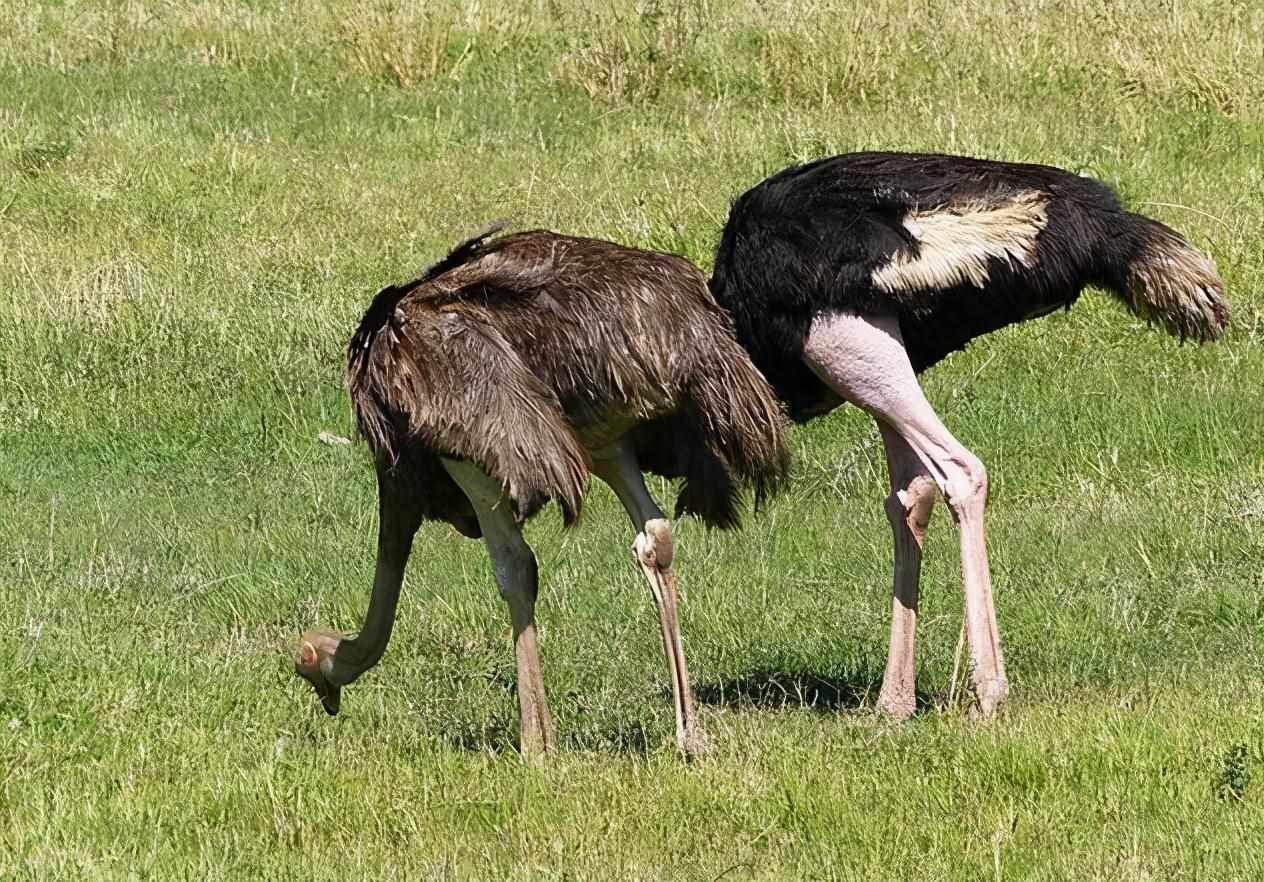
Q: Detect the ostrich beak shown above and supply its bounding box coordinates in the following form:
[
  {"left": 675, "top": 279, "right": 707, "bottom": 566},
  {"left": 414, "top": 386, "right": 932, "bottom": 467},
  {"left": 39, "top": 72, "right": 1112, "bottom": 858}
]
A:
[{"left": 319, "top": 685, "right": 341, "bottom": 716}]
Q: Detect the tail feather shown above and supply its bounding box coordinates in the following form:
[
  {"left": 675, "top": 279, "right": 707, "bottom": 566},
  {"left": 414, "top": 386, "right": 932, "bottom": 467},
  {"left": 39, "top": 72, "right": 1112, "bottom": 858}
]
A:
[
  {"left": 418, "top": 219, "right": 511, "bottom": 282},
  {"left": 674, "top": 339, "right": 791, "bottom": 528},
  {"left": 1108, "top": 214, "right": 1229, "bottom": 342}
]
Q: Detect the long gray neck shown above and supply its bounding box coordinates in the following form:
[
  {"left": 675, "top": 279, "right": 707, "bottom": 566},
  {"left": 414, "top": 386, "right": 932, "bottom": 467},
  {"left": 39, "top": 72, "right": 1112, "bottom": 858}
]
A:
[{"left": 329, "top": 527, "right": 411, "bottom": 685}]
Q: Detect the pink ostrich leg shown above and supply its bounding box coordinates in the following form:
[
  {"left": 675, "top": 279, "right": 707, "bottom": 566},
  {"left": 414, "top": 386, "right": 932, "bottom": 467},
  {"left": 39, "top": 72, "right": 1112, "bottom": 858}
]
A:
[
  {"left": 802, "top": 310, "right": 1008, "bottom": 718},
  {"left": 443, "top": 458, "right": 557, "bottom": 755},
  {"left": 593, "top": 441, "right": 709, "bottom": 755},
  {"left": 876, "top": 422, "right": 937, "bottom": 719}
]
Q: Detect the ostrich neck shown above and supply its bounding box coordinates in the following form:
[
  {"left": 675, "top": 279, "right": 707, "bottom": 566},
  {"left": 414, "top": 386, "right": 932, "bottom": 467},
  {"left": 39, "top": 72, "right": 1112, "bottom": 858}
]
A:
[{"left": 329, "top": 536, "right": 409, "bottom": 685}]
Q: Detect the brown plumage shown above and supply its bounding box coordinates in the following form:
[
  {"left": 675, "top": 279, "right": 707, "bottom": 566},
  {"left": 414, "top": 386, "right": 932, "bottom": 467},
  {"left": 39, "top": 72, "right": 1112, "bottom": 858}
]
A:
[
  {"left": 347, "top": 223, "right": 790, "bottom": 532},
  {"left": 297, "top": 224, "right": 789, "bottom": 755}
]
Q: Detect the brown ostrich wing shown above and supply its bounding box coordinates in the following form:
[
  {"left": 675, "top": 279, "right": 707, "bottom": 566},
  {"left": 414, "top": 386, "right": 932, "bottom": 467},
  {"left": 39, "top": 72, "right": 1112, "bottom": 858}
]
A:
[{"left": 348, "top": 302, "right": 588, "bottom": 525}]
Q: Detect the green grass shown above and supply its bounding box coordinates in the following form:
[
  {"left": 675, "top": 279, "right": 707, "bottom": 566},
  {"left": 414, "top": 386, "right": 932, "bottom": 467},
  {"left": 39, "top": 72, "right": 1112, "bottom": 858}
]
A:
[{"left": 2, "top": 0, "right": 1263, "bottom": 878}]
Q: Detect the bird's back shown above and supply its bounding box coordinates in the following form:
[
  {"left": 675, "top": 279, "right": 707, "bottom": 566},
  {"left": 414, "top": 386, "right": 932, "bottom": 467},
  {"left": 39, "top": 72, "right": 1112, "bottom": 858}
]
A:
[
  {"left": 349, "top": 228, "right": 788, "bottom": 531},
  {"left": 390, "top": 231, "right": 743, "bottom": 439},
  {"left": 711, "top": 152, "right": 1158, "bottom": 418}
]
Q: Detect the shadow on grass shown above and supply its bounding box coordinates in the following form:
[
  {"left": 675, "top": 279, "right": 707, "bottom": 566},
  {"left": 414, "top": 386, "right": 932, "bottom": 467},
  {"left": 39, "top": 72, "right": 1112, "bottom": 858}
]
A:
[
  {"left": 694, "top": 667, "right": 938, "bottom": 715},
  {"left": 568, "top": 720, "right": 652, "bottom": 757},
  {"left": 438, "top": 712, "right": 653, "bottom": 757},
  {"left": 440, "top": 720, "right": 517, "bottom": 754},
  {"left": 436, "top": 666, "right": 944, "bottom": 755}
]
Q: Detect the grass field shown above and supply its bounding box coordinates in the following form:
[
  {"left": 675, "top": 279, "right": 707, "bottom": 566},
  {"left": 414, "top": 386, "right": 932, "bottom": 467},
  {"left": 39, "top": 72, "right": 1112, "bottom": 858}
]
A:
[{"left": 2, "top": 1, "right": 1263, "bottom": 878}]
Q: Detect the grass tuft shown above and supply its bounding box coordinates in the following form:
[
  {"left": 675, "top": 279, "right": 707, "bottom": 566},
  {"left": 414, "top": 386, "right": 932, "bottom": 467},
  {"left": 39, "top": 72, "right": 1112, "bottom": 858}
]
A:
[{"left": 1216, "top": 743, "right": 1252, "bottom": 803}]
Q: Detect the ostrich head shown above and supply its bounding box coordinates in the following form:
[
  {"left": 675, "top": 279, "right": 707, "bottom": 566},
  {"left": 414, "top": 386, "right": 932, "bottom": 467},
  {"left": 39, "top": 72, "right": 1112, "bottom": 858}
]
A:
[{"left": 294, "top": 630, "right": 343, "bottom": 715}]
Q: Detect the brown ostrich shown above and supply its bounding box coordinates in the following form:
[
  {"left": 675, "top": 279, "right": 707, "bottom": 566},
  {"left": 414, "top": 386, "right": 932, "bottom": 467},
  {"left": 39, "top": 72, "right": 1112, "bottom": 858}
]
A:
[
  {"left": 295, "top": 223, "right": 789, "bottom": 755},
  {"left": 709, "top": 152, "right": 1229, "bottom": 720}
]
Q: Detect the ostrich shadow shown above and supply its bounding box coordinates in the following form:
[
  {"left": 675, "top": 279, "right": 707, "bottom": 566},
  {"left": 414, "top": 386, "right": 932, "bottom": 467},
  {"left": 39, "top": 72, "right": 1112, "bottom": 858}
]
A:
[
  {"left": 436, "top": 667, "right": 942, "bottom": 754},
  {"left": 436, "top": 673, "right": 654, "bottom": 757},
  {"left": 439, "top": 718, "right": 653, "bottom": 757},
  {"left": 693, "top": 666, "right": 939, "bottom": 716},
  {"left": 439, "top": 719, "right": 518, "bottom": 754}
]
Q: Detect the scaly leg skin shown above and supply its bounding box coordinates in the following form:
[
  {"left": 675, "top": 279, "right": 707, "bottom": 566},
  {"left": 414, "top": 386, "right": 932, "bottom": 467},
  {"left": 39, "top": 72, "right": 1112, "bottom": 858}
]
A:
[
  {"left": 443, "top": 458, "right": 556, "bottom": 756},
  {"left": 875, "top": 421, "right": 938, "bottom": 720},
  {"left": 803, "top": 310, "right": 1009, "bottom": 719},
  {"left": 502, "top": 555, "right": 555, "bottom": 756},
  {"left": 594, "top": 443, "right": 709, "bottom": 755},
  {"left": 635, "top": 519, "right": 709, "bottom": 755}
]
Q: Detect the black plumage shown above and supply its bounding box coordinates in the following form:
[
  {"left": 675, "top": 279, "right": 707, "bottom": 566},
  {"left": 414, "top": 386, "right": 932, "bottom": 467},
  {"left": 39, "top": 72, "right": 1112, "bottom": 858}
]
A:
[
  {"left": 706, "top": 150, "right": 1229, "bottom": 722},
  {"left": 711, "top": 151, "right": 1228, "bottom": 420}
]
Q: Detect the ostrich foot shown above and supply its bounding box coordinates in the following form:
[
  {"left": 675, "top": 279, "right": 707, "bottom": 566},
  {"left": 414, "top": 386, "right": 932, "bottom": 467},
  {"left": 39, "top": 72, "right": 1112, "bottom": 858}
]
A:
[
  {"left": 876, "top": 684, "right": 917, "bottom": 721},
  {"left": 680, "top": 720, "right": 711, "bottom": 757},
  {"left": 517, "top": 700, "right": 556, "bottom": 757},
  {"left": 513, "top": 623, "right": 557, "bottom": 757},
  {"left": 969, "top": 676, "right": 1009, "bottom": 720}
]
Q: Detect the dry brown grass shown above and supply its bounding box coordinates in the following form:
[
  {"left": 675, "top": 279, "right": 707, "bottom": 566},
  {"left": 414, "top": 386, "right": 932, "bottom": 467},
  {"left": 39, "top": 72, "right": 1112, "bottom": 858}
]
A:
[
  {"left": 3, "top": 0, "right": 1259, "bottom": 116},
  {"left": 557, "top": 0, "right": 707, "bottom": 104},
  {"left": 336, "top": 3, "right": 467, "bottom": 88}
]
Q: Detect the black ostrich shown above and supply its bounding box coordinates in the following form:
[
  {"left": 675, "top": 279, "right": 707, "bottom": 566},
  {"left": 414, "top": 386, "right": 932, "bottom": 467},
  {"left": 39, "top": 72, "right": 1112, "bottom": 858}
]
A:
[
  {"left": 709, "top": 151, "right": 1229, "bottom": 719},
  {"left": 296, "top": 224, "right": 788, "bottom": 755}
]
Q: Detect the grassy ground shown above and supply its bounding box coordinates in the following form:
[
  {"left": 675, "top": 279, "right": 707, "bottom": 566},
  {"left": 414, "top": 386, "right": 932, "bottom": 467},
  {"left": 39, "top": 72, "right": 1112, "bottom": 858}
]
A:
[{"left": 2, "top": 1, "right": 1263, "bottom": 878}]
